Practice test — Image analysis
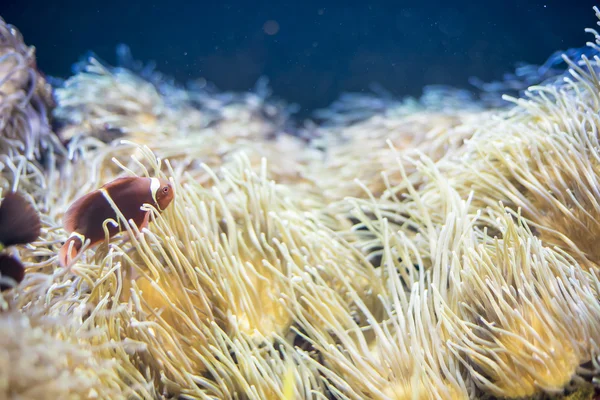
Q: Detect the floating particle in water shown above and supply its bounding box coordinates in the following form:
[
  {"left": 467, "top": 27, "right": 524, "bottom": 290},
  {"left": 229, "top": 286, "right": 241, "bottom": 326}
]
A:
[
  {"left": 263, "top": 20, "right": 280, "bottom": 35},
  {"left": 195, "top": 77, "right": 207, "bottom": 89}
]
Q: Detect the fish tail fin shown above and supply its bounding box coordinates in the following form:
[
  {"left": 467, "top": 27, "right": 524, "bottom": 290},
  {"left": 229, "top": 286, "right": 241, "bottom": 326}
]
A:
[{"left": 59, "top": 233, "right": 83, "bottom": 269}]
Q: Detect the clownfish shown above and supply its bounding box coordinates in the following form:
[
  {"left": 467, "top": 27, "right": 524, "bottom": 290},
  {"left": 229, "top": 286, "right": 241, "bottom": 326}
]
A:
[
  {"left": 0, "top": 191, "right": 41, "bottom": 249},
  {"left": 0, "top": 191, "right": 41, "bottom": 291},
  {"left": 0, "top": 254, "right": 25, "bottom": 292},
  {"left": 59, "top": 176, "right": 175, "bottom": 268}
]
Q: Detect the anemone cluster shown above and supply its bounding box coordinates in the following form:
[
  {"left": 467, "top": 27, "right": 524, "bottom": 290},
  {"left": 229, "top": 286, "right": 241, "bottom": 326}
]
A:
[{"left": 1, "top": 8, "right": 600, "bottom": 400}]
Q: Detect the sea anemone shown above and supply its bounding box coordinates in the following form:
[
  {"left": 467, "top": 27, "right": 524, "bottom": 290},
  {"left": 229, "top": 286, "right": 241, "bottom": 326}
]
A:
[
  {"left": 442, "top": 211, "right": 600, "bottom": 397},
  {"left": 0, "top": 16, "right": 61, "bottom": 161},
  {"left": 2, "top": 6, "right": 600, "bottom": 400},
  {"left": 0, "top": 309, "right": 139, "bottom": 400},
  {"left": 53, "top": 54, "right": 321, "bottom": 191}
]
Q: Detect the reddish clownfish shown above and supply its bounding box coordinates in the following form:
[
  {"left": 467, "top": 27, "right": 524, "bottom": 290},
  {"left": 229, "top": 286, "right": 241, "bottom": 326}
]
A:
[
  {"left": 0, "top": 191, "right": 41, "bottom": 291},
  {"left": 59, "top": 176, "right": 175, "bottom": 268}
]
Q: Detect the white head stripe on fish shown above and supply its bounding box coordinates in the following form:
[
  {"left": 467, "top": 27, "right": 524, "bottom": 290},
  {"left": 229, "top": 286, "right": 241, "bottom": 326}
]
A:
[{"left": 150, "top": 178, "right": 161, "bottom": 209}]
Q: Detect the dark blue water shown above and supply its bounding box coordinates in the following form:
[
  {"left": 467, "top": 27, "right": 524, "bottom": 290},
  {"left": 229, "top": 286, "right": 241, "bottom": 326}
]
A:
[{"left": 1, "top": 0, "right": 597, "bottom": 117}]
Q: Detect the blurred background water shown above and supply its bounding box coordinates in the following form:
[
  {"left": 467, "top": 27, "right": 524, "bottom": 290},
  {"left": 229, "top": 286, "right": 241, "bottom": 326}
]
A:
[{"left": 1, "top": 0, "right": 597, "bottom": 118}]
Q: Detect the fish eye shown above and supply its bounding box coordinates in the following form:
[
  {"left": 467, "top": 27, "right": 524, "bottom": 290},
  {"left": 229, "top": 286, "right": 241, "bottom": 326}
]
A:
[{"left": 162, "top": 186, "right": 169, "bottom": 193}]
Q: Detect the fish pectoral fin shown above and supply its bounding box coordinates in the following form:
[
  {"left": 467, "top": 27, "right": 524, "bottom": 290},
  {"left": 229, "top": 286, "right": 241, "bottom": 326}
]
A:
[
  {"left": 139, "top": 211, "right": 151, "bottom": 231},
  {"left": 58, "top": 233, "right": 85, "bottom": 268}
]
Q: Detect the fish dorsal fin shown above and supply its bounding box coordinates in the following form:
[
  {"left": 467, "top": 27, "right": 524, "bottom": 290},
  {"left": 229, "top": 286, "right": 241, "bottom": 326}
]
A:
[
  {"left": 101, "top": 176, "right": 153, "bottom": 207},
  {"left": 100, "top": 176, "right": 140, "bottom": 191}
]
